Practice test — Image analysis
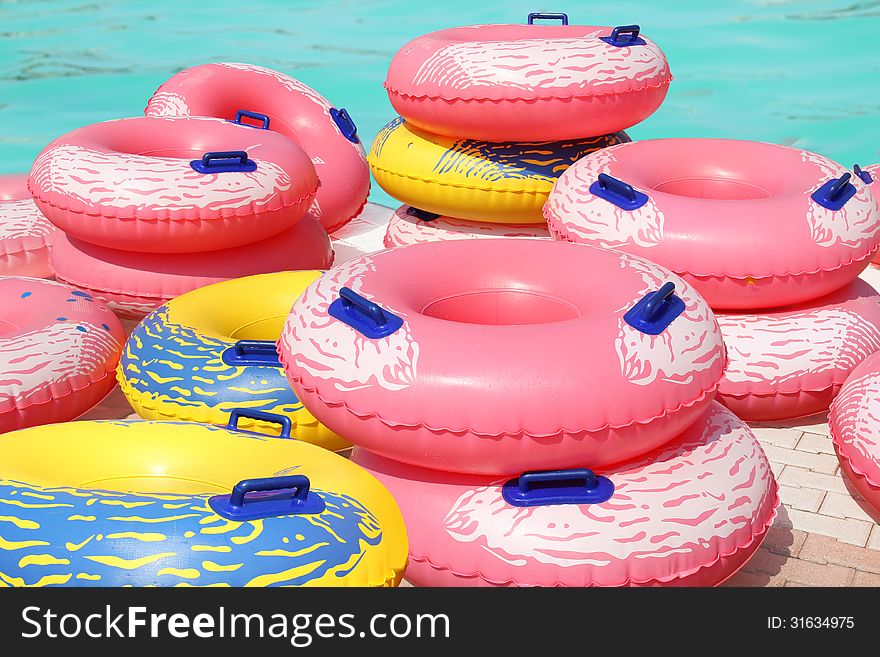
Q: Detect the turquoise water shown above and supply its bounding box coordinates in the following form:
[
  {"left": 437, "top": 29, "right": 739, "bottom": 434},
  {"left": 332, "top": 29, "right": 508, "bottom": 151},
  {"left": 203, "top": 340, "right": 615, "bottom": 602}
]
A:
[{"left": 1, "top": 0, "right": 878, "bottom": 207}]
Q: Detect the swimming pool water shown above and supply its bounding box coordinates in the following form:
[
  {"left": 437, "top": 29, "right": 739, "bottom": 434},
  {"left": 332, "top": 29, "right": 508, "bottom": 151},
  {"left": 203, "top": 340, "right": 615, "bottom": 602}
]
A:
[{"left": 1, "top": 0, "right": 878, "bottom": 207}]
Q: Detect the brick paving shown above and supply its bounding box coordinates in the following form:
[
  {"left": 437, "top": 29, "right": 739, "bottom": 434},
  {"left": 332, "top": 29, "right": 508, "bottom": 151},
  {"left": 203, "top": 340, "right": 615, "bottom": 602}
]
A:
[
  {"left": 724, "top": 414, "right": 880, "bottom": 587},
  {"left": 722, "top": 266, "right": 880, "bottom": 586},
  {"left": 83, "top": 205, "right": 880, "bottom": 587}
]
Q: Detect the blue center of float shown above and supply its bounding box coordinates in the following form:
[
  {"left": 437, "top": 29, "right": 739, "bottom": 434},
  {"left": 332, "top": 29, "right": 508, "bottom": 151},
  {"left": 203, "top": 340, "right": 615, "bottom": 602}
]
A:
[
  {"left": 0, "top": 478, "right": 383, "bottom": 587},
  {"left": 120, "top": 307, "right": 304, "bottom": 416}
]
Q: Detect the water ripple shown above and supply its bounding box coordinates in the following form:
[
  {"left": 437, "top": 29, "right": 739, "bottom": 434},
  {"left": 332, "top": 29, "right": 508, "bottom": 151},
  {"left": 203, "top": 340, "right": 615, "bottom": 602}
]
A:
[{"left": 785, "top": 1, "right": 880, "bottom": 20}]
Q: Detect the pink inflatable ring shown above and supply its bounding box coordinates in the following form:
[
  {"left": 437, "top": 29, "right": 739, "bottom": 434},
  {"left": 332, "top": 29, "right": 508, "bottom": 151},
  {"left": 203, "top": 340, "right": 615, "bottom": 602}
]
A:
[
  {"left": 354, "top": 402, "right": 778, "bottom": 587},
  {"left": 0, "top": 277, "right": 125, "bottom": 433},
  {"left": 0, "top": 174, "right": 56, "bottom": 277},
  {"left": 50, "top": 216, "right": 332, "bottom": 320},
  {"left": 146, "top": 63, "right": 369, "bottom": 235},
  {"left": 545, "top": 139, "right": 880, "bottom": 310},
  {"left": 386, "top": 16, "right": 670, "bottom": 141},
  {"left": 829, "top": 350, "right": 880, "bottom": 515},
  {"left": 717, "top": 280, "right": 880, "bottom": 421},
  {"left": 385, "top": 205, "right": 551, "bottom": 247},
  {"left": 278, "top": 239, "right": 726, "bottom": 475},
  {"left": 28, "top": 116, "right": 318, "bottom": 253}
]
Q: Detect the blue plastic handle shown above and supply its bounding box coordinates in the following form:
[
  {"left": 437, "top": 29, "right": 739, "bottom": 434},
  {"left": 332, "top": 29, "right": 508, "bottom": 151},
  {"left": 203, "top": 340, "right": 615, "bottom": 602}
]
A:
[
  {"left": 600, "top": 24, "right": 646, "bottom": 47},
  {"left": 406, "top": 206, "right": 441, "bottom": 222},
  {"left": 230, "top": 109, "right": 270, "bottom": 130},
  {"left": 624, "top": 281, "right": 686, "bottom": 335},
  {"left": 811, "top": 172, "right": 856, "bottom": 211},
  {"left": 221, "top": 340, "right": 282, "bottom": 368},
  {"left": 226, "top": 408, "right": 292, "bottom": 439},
  {"left": 502, "top": 469, "right": 614, "bottom": 507},
  {"left": 190, "top": 150, "right": 257, "bottom": 174},
  {"left": 854, "top": 164, "right": 874, "bottom": 185},
  {"left": 330, "top": 107, "right": 359, "bottom": 143},
  {"left": 527, "top": 12, "right": 568, "bottom": 25},
  {"left": 209, "top": 475, "right": 326, "bottom": 521},
  {"left": 328, "top": 287, "right": 404, "bottom": 339},
  {"left": 589, "top": 172, "right": 649, "bottom": 210}
]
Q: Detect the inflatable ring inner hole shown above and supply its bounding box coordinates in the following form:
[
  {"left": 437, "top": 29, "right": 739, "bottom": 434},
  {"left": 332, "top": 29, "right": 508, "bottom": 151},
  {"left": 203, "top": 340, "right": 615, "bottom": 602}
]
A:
[
  {"left": 420, "top": 289, "right": 580, "bottom": 326},
  {"left": 0, "top": 319, "right": 19, "bottom": 336},
  {"left": 131, "top": 147, "right": 207, "bottom": 159},
  {"left": 621, "top": 141, "right": 814, "bottom": 200},
  {"left": 650, "top": 176, "right": 771, "bottom": 200},
  {"left": 156, "top": 97, "right": 301, "bottom": 143},
  {"left": 437, "top": 24, "right": 603, "bottom": 44},
  {"left": 227, "top": 315, "right": 289, "bottom": 340},
  {"left": 80, "top": 122, "right": 245, "bottom": 160},
  {"left": 76, "top": 474, "right": 227, "bottom": 495}
]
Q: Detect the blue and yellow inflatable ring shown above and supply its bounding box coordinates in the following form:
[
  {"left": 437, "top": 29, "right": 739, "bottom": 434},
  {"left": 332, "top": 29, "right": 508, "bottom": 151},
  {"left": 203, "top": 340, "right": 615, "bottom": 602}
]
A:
[
  {"left": 0, "top": 415, "right": 407, "bottom": 587},
  {"left": 368, "top": 116, "right": 629, "bottom": 223},
  {"left": 118, "top": 272, "right": 347, "bottom": 451}
]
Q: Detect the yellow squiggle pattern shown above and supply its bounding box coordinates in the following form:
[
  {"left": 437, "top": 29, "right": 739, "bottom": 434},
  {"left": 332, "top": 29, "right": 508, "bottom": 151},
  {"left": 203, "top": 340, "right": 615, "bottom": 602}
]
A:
[{"left": 0, "top": 478, "right": 393, "bottom": 586}]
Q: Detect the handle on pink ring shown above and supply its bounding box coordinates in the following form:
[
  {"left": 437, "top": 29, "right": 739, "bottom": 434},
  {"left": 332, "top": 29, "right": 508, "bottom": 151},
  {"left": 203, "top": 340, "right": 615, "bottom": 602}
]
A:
[
  {"left": 328, "top": 287, "right": 403, "bottom": 339},
  {"left": 854, "top": 164, "right": 873, "bottom": 185},
  {"left": 624, "top": 281, "right": 685, "bottom": 335},
  {"left": 601, "top": 25, "right": 646, "bottom": 47},
  {"left": 590, "top": 173, "right": 649, "bottom": 210},
  {"left": 190, "top": 151, "right": 257, "bottom": 174},
  {"left": 811, "top": 172, "right": 856, "bottom": 211},
  {"left": 330, "top": 107, "right": 359, "bottom": 143},
  {"left": 230, "top": 109, "right": 270, "bottom": 130},
  {"left": 527, "top": 12, "right": 568, "bottom": 25},
  {"left": 503, "top": 468, "right": 614, "bottom": 507}
]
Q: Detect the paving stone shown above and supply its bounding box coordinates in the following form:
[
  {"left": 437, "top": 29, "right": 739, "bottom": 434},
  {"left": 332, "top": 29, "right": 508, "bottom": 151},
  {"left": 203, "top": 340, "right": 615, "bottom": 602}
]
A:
[
  {"left": 769, "top": 461, "right": 786, "bottom": 479},
  {"left": 795, "top": 433, "right": 836, "bottom": 455},
  {"left": 760, "top": 526, "right": 808, "bottom": 558},
  {"left": 777, "top": 466, "right": 852, "bottom": 495},
  {"left": 750, "top": 426, "right": 802, "bottom": 449},
  {"left": 773, "top": 413, "right": 830, "bottom": 437},
  {"left": 818, "top": 492, "right": 879, "bottom": 524},
  {"left": 779, "top": 485, "right": 825, "bottom": 513},
  {"left": 803, "top": 421, "right": 831, "bottom": 437},
  {"left": 776, "top": 557, "right": 854, "bottom": 586},
  {"left": 852, "top": 571, "right": 880, "bottom": 586},
  {"left": 799, "top": 533, "right": 880, "bottom": 574},
  {"left": 786, "top": 508, "right": 872, "bottom": 547},
  {"left": 723, "top": 569, "right": 785, "bottom": 588},
  {"left": 739, "top": 546, "right": 788, "bottom": 576},
  {"left": 356, "top": 203, "right": 397, "bottom": 226},
  {"left": 761, "top": 444, "right": 839, "bottom": 474},
  {"left": 868, "top": 525, "right": 880, "bottom": 551}
]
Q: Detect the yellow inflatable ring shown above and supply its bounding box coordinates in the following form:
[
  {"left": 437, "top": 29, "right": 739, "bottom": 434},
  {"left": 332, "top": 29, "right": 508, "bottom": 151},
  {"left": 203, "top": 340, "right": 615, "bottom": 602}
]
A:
[
  {"left": 0, "top": 416, "right": 408, "bottom": 587},
  {"left": 118, "top": 272, "right": 347, "bottom": 451},
  {"left": 368, "top": 117, "right": 629, "bottom": 223}
]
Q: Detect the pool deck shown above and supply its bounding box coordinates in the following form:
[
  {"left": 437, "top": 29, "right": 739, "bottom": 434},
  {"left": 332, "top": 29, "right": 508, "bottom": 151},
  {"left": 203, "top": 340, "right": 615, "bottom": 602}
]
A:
[
  {"left": 82, "top": 203, "right": 880, "bottom": 587},
  {"left": 724, "top": 266, "right": 880, "bottom": 587},
  {"left": 724, "top": 416, "right": 880, "bottom": 587}
]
